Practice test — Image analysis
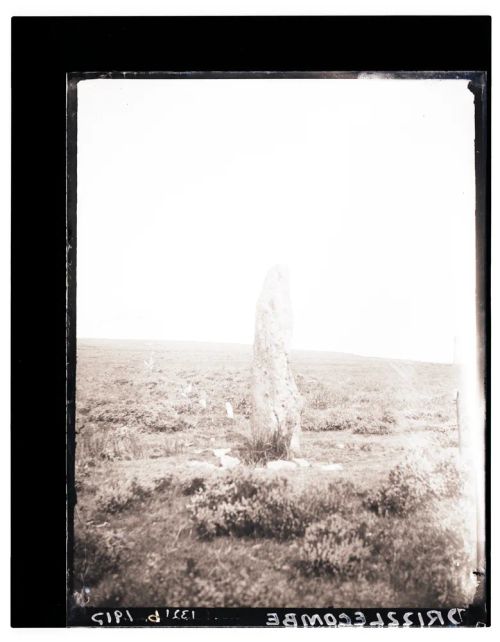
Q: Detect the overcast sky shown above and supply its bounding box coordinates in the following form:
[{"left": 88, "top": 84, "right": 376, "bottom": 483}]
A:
[{"left": 76, "top": 77, "right": 476, "bottom": 363}]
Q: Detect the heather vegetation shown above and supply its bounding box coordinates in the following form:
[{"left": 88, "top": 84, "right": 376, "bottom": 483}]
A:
[{"left": 73, "top": 339, "right": 477, "bottom": 608}]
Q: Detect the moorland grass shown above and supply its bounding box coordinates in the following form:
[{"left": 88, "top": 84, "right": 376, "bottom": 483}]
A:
[{"left": 73, "top": 340, "right": 474, "bottom": 608}]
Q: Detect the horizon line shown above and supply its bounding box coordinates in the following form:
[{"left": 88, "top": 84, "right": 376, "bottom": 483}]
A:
[{"left": 76, "top": 336, "right": 454, "bottom": 366}]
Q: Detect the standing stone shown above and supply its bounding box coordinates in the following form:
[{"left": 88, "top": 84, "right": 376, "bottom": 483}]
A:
[{"left": 251, "top": 265, "right": 303, "bottom": 457}]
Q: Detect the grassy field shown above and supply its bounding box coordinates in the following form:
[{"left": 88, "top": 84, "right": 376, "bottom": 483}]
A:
[{"left": 73, "top": 339, "right": 478, "bottom": 608}]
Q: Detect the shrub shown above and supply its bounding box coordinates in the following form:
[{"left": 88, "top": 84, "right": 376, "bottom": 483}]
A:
[
  {"left": 302, "top": 408, "right": 355, "bottom": 432},
  {"left": 152, "top": 471, "right": 209, "bottom": 496},
  {"left": 93, "top": 475, "right": 178, "bottom": 516},
  {"left": 94, "top": 478, "right": 155, "bottom": 515},
  {"left": 365, "top": 458, "right": 434, "bottom": 516},
  {"left": 352, "top": 410, "right": 396, "bottom": 435},
  {"left": 431, "top": 454, "right": 468, "bottom": 498},
  {"left": 365, "top": 453, "right": 468, "bottom": 517},
  {"left": 308, "top": 387, "right": 335, "bottom": 410},
  {"left": 145, "top": 414, "right": 194, "bottom": 432},
  {"left": 82, "top": 400, "right": 193, "bottom": 433},
  {"left": 297, "top": 513, "right": 379, "bottom": 577},
  {"left": 181, "top": 476, "right": 206, "bottom": 496},
  {"left": 73, "top": 525, "right": 131, "bottom": 587},
  {"left": 382, "top": 513, "right": 477, "bottom": 606},
  {"left": 295, "top": 499, "right": 476, "bottom": 606},
  {"left": 76, "top": 423, "right": 144, "bottom": 463},
  {"left": 189, "top": 470, "right": 357, "bottom": 540}
]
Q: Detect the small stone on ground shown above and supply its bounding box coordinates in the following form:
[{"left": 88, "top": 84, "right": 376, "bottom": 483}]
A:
[
  {"left": 213, "top": 448, "right": 231, "bottom": 458},
  {"left": 220, "top": 454, "right": 240, "bottom": 469},
  {"left": 266, "top": 460, "right": 298, "bottom": 471}
]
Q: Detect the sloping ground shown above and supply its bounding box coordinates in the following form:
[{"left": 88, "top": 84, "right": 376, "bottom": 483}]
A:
[{"left": 73, "top": 339, "right": 476, "bottom": 608}]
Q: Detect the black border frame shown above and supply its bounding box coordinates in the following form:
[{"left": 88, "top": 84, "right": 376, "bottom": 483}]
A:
[{"left": 11, "top": 16, "right": 491, "bottom": 628}]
